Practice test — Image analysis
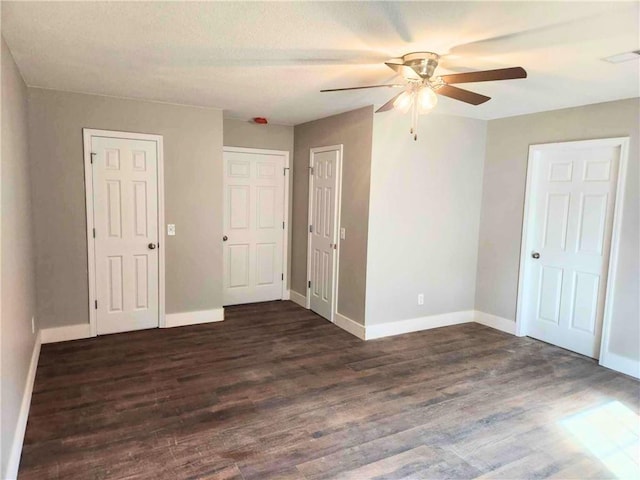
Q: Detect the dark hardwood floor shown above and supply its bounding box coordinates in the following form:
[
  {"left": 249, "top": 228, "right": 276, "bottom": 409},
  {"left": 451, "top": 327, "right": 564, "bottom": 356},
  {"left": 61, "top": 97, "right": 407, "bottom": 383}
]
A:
[{"left": 19, "top": 301, "right": 639, "bottom": 479}]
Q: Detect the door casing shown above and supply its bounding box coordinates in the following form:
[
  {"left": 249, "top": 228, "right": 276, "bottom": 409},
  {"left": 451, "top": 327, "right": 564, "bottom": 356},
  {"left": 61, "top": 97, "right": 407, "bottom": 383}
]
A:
[
  {"left": 306, "top": 145, "right": 344, "bottom": 322},
  {"left": 515, "top": 137, "right": 630, "bottom": 366},
  {"left": 83, "top": 129, "right": 166, "bottom": 337}
]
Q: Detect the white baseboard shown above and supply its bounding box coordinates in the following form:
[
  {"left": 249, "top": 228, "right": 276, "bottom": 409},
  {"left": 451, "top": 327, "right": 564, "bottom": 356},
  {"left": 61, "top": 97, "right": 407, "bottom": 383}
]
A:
[
  {"left": 474, "top": 311, "right": 516, "bottom": 335},
  {"left": 6, "top": 331, "right": 41, "bottom": 479},
  {"left": 289, "top": 290, "right": 307, "bottom": 309},
  {"left": 600, "top": 351, "right": 640, "bottom": 379},
  {"left": 334, "top": 312, "right": 366, "bottom": 340},
  {"left": 366, "top": 310, "right": 474, "bottom": 340},
  {"left": 41, "top": 323, "right": 92, "bottom": 344},
  {"left": 282, "top": 290, "right": 291, "bottom": 301},
  {"left": 164, "top": 308, "right": 225, "bottom": 328}
]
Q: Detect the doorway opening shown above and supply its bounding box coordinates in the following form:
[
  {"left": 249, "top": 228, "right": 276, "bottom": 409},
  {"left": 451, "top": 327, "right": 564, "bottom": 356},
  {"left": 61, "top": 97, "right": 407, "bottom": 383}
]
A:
[{"left": 222, "top": 147, "right": 290, "bottom": 306}]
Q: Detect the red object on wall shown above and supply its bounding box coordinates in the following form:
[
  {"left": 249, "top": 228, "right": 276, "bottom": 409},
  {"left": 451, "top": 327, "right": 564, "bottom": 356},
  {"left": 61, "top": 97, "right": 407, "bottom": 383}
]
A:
[{"left": 253, "top": 117, "right": 268, "bottom": 124}]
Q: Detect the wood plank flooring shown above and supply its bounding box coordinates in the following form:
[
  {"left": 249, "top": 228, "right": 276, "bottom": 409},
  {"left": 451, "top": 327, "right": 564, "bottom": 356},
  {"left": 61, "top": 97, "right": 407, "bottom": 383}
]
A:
[{"left": 19, "top": 301, "right": 639, "bottom": 479}]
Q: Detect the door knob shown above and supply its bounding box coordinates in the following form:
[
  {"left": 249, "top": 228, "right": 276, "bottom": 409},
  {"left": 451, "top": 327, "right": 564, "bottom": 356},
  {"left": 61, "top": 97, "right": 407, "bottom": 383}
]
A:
[
  {"left": 223, "top": 235, "right": 228, "bottom": 242},
  {"left": 531, "top": 251, "right": 540, "bottom": 259},
  {"left": 148, "top": 243, "right": 157, "bottom": 250}
]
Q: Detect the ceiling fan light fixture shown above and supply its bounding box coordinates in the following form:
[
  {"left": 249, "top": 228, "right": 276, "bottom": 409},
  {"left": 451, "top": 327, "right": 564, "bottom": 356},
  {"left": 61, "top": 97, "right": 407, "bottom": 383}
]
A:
[
  {"left": 393, "top": 90, "right": 413, "bottom": 113},
  {"left": 417, "top": 86, "right": 438, "bottom": 114}
]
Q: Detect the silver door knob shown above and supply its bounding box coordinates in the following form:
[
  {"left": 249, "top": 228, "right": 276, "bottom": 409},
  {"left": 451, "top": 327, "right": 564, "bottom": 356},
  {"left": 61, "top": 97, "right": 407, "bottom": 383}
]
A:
[
  {"left": 531, "top": 251, "right": 540, "bottom": 259},
  {"left": 148, "top": 243, "right": 157, "bottom": 250},
  {"left": 223, "top": 235, "right": 228, "bottom": 242}
]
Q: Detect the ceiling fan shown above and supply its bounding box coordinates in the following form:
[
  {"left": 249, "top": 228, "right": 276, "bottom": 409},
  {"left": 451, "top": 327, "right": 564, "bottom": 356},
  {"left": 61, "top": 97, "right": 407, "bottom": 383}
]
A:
[{"left": 321, "top": 52, "right": 527, "bottom": 140}]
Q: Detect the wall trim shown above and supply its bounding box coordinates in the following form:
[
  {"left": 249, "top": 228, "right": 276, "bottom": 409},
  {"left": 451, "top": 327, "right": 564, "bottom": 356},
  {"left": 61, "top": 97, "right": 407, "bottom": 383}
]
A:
[
  {"left": 6, "top": 331, "right": 41, "bottom": 479},
  {"left": 600, "top": 351, "right": 640, "bottom": 379},
  {"left": 282, "top": 290, "right": 291, "bottom": 301},
  {"left": 41, "top": 323, "right": 92, "bottom": 344},
  {"left": 598, "top": 138, "right": 632, "bottom": 375},
  {"left": 366, "top": 310, "right": 474, "bottom": 340},
  {"left": 163, "top": 308, "right": 225, "bottom": 328},
  {"left": 474, "top": 311, "right": 517, "bottom": 335},
  {"left": 40, "top": 310, "right": 226, "bottom": 342},
  {"left": 289, "top": 290, "right": 307, "bottom": 309},
  {"left": 334, "top": 312, "right": 366, "bottom": 340}
]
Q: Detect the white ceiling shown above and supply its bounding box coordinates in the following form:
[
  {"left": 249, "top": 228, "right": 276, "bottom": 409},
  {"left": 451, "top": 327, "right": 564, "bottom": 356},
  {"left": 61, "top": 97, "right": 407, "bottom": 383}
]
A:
[{"left": 2, "top": 1, "right": 639, "bottom": 125}]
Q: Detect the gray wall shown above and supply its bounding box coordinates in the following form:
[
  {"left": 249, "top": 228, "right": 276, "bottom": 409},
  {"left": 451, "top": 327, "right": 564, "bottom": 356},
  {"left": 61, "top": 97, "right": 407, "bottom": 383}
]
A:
[
  {"left": 224, "top": 118, "right": 294, "bottom": 153},
  {"left": 476, "top": 98, "right": 639, "bottom": 361},
  {"left": 28, "top": 89, "right": 223, "bottom": 328},
  {"left": 1, "top": 38, "right": 38, "bottom": 478},
  {"left": 292, "top": 106, "right": 374, "bottom": 324},
  {"left": 366, "top": 110, "right": 486, "bottom": 325},
  {"left": 223, "top": 118, "right": 295, "bottom": 289}
]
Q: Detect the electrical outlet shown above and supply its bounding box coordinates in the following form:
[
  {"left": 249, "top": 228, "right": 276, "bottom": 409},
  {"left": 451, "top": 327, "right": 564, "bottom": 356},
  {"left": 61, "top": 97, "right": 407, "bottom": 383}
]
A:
[
  {"left": 417, "top": 294, "right": 424, "bottom": 306},
  {"left": 31, "top": 316, "right": 35, "bottom": 334},
  {"left": 167, "top": 224, "right": 176, "bottom": 236}
]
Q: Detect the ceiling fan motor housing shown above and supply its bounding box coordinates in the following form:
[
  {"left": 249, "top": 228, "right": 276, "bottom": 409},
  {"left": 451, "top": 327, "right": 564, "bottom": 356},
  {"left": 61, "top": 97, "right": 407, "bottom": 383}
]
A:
[{"left": 403, "top": 52, "right": 440, "bottom": 79}]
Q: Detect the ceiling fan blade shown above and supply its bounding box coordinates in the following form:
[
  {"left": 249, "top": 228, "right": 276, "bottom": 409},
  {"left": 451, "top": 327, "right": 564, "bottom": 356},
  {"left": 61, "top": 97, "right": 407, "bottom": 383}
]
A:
[
  {"left": 436, "top": 85, "right": 491, "bottom": 105},
  {"left": 321, "top": 84, "right": 405, "bottom": 93},
  {"left": 440, "top": 67, "right": 527, "bottom": 84},
  {"left": 376, "top": 91, "right": 405, "bottom": 113},
  {"left": 385, "top": 62, "right": 421, "bottom": 81}
]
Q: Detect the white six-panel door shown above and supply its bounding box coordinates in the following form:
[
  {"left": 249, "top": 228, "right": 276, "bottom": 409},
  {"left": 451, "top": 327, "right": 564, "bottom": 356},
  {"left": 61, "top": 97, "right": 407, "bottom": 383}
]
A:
[
  {"left": 307, "top": 146, "right": 342, "bottom": 321},
  {"left": 91, "top": 135, "right": 160, "bottom": 335},
  {"left": 223, "top": 149, "right": 286, "bottom": 305},
  {"left": 520, "top": 141, "right": 622, "bottom": 358}
]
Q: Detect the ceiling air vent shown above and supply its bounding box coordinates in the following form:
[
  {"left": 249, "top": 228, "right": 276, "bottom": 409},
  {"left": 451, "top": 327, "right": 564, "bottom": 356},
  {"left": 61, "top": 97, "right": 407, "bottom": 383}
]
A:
[{"left": 602, "top": 50, "right": 640, "bottom": 63}]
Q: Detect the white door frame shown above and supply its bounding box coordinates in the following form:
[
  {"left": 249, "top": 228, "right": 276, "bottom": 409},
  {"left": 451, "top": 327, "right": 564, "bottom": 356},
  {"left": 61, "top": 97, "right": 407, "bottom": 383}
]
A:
[
  {"left": 222, "top": 146, "right": 291, "bottom": 301},
  {"left": 306, "top": 145, "right": 343, "bottom": 322},
  {"left": 515, "top": 137, "right": 630, "bottom": 363},
  {"left": 83, "top": 129, "right": 166, "bottom": 336}
]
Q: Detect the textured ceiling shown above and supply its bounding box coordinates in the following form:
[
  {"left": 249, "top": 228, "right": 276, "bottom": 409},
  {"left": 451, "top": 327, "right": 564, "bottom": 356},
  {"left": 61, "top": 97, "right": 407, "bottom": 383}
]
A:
[{"left": 2, "top": 1, "right": 639, "bottom": 125}]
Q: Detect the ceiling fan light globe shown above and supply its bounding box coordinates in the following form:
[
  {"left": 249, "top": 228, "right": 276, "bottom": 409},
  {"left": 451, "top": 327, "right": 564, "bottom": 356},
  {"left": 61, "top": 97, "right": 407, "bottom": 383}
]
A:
[
  {"left": 393, "top": 91, "right": 413, "bottom": 113},
  {"left": 417, "top": 87, "right": 438, "bottom": 114}
]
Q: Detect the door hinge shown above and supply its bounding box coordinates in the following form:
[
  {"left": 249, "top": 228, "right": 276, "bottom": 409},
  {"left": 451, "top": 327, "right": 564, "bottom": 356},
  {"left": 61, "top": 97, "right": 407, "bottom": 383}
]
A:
[
  {"left": 281, "top": 273, "right": 284, "bottom": 281},
  {"left": 309, "top": 167, "right": 314, "bottom": 175},
  {"left": 95, "top": 300, "right": 98, "bottom": 309},
  {"left": 282, "top": 221, "right": 285, "bottom": 230},
  {"left": 90, "top": 152, "right": 96, "bottom": 164},
  {"left": 284, "top": 167, "right": 290, "bottom": 176},
  {"left": 308, "top": 280, "right": 311, "bottom": 288},
  {"left": 309, "top": 225, "right": 313, "bottom": 233},
  {"left": 93, "top": 228, "right": 96, "bottom": 238}
]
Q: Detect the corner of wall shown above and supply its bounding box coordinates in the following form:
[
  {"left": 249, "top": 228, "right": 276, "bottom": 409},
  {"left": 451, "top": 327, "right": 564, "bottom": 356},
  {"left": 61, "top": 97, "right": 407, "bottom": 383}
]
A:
[{"left": 1, "top": 36, "right": 41, "bottom": 479}]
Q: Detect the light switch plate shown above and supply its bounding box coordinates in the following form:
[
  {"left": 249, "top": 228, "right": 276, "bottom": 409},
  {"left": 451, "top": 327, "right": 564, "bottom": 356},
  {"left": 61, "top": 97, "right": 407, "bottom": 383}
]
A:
[
  {"left": 340, "top": 227, "right": 346, "bottom": 240},
  {"left": 167, "top": 224, "right": 176, "bottom": 236}
]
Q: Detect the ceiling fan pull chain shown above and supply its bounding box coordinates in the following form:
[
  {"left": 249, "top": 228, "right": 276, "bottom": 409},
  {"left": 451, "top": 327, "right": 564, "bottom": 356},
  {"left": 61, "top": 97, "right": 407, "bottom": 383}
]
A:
[{"left": 411, "top": 93, "right": 419, "bottom": 140}]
